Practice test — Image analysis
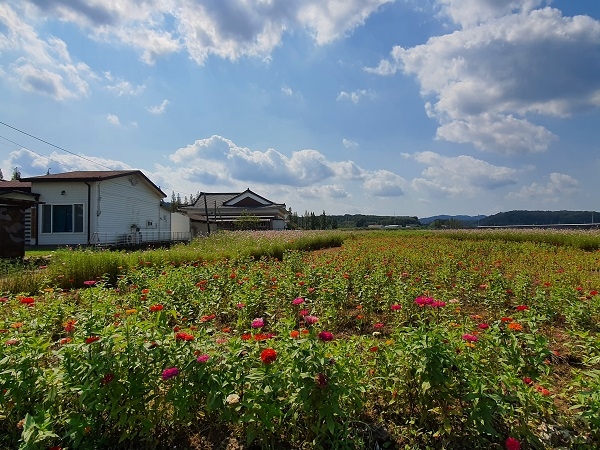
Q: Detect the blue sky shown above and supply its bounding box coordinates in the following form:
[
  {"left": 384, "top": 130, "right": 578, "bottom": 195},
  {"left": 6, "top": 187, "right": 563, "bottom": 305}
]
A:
[{"left": 1, "top": 0, "right": 599, "bottom": 218}]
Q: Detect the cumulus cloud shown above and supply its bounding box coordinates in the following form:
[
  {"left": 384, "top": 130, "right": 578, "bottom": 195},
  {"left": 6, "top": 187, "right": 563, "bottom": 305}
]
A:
[
  {"left": 106, "top": 114, "right": 121, "bottom": 126},
  {"left": 405, "top": 151, "right": 519, "bottom": 197},
  {"left": 0, "top": 3, "right": 95, "bottom": 100},
  {"left": 104, "top": 73, "right": 146, "bottom": 96},
  {"left": 367, "top": 4, "right": 600, "bottom": 154},
  {"left": 2, "top": 147, "right": 132, "bottom": 178},
  {"left": 507, "top": 172, "right": 579, "bottom": 201},
  {"left": 298, "top": 185, "right": 350, "bottom": 199},
  {"left": 363, "top": 170, "right": 405, "bottom": 197}
]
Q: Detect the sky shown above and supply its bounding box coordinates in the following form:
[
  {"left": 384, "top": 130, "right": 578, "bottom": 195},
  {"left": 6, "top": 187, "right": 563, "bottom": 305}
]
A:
[{"left": 1, "top": 0, "right": 600, "bottom": 218}]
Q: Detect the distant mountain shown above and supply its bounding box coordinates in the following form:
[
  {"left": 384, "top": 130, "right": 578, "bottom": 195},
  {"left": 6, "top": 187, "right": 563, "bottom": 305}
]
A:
[
  {"left": 479, "top": 210, "right": 599, "bottom": 226},
  {"left": 419, "top": 214, "right": 487, "bottom": 225}
]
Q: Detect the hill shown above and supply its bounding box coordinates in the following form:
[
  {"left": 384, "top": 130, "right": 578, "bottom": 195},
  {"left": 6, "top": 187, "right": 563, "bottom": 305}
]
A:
[
  {"left": 479, "top": 210, "right": 599, "bottom": 226},
  {"left": 419, "top": 214, "right": 487, "bottom": 225}
]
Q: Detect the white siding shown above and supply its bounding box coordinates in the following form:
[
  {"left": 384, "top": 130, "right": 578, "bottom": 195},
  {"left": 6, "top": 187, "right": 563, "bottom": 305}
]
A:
[
  {"left": 33, "top": 182, "right": 89, "bottom": 246},
  {"left": 95, "top": 176, "right": 164, "bottom": 244},
  {"left": 171, "top": 212, "right": 189, "bottom": 234}
]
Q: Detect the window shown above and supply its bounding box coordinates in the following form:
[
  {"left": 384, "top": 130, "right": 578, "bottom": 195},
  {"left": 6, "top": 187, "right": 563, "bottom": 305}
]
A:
[{"left": 41, "top": 204, "right": 84, "bottom": 233}]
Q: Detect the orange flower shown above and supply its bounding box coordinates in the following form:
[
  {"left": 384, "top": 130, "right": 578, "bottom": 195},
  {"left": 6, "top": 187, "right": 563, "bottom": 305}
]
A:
[
  {"left": 11, "top": 322, "right": 24, "bottom": 329},
  {"left": 501, "top": 317, "right": 513, "bottom": 323},
  {"left": 507, "top": 322, "right": 523, "bottom": 331},
  {"left": 290, "top": 330, "right": 300, "bottom": 338}
]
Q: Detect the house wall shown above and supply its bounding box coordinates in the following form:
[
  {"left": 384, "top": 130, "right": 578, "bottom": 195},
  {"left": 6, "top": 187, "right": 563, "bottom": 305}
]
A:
[
  {"left": 95, "top": 176, "right": 164, "bottom": 244},
  {"left": 33, "top": 182, "right": 89, "bottom": 246},
  {"left": 171, "top": 212, "right": 189, "bottom": 234},
  {"left": 33, "top": 176, "right": 165, "bottom": 246}
]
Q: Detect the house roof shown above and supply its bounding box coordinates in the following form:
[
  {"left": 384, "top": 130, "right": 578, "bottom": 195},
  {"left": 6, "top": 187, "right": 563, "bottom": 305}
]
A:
[
  {"left": 191, "top": 189, "right": 285, "bottom": 209},
  {"left": 0, "top": 180, "right": 32, "bottom": 192},
  {"left": 20, "top": 170, "right": 166, "bottom": 198}
]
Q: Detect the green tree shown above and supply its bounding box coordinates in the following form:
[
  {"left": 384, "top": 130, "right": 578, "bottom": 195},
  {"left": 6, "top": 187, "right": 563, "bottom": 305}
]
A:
[{"left": 234, "top": 211, "right": 261, "bottom": 230}]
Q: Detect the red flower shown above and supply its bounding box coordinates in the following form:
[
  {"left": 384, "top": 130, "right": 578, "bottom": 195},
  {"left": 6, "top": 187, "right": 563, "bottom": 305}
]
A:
[
  {"left": 501, "top": 317, "right": 513, "bottom": 323},
  {"left": 373, "top": 323, "right": 384, "bottom": 329},
  {"left": 175, "top": 332, "right": 194, "bottom": 341},
  {"left": 260, "top": 348, "right": 277, "bottom": 364},
  {"left": 516, "top": 305, "right": 529, "bottom": 312},
  {"left": 19, "top": 297, "right": 35, "bottom": 305},
  {"left": 59, "top": 337, "right": 72, "bottom": 345},
  {"left": 149, "top": 304, "right": 163, "bottom": 312},
  {"left": 290, "top": 330, "right": 300, "bottom": 338},
  {"left": 63, "top": 320, "right": 77, "bottom": 332},
  {"left": 505, "top": 437, "right": 520, "bottom": 450},
  {"left": 369, "top": 346, "right": 379, "bottom": 352},
  {"left": 200, "top": 314, "right": 216, "bottom": 322},
  {"left": 318, "top": 331, "right": 334, "bottom": 342},
  {"left": 85, "top": 336, "right": 100, "bottom": 344},
  {"left": 101, "top": 373, "right": 115, "bottom": 385},
  {"left": 241, "top": 333, "right": 252, "bottom": 341},
  {"left": 522, "top": 377, "right": 533, "bottom": 385},
  {"left": 390, "top": 304, "right": 402, "bottom": 311}
]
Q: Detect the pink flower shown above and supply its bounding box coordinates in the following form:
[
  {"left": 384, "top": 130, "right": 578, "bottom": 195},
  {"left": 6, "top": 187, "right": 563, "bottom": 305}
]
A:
[
  {"left": 505, "top": 437, "right": 520, "bottom": 450},
  {"left": 431, "top": 301, "right": 446, "bottom": 308},
  {"left": 373, "top": 323, "right": 384, "bottom": 329},
  {"left": 318, "top": 331, "right": 334, "bottom": 342},
  {"left": 83, "top": 280, "right": 97, "bottom": 286},
  {"left": 236, "top": 303, "right": 245, "bottom": 309},
  {"left": 251, "top": 318, "right": 264, "bottom": 329},
  {"left": 390, "top": 304, "right": 402, "bottom": 311},
  {"left": 162, "top": 367, "right": 179, "bottom": 380},
  {"left": 304, "top": 315, "right": 319, "bottom": 325},
  {"left": 5, "top": 339, "right": 19, "bottom": 346},
  {"left": 478, "top": 323, "right": 489, "bottom": 330},
  {"left": 414, "top": 296, "right": 434, "bottom": 307},
  {"left": 0, "top": 297, "right": 8, "bottom": 303},
  {"left": 292, "top": 297, "right": 305, "bottom": 305},
  {"left": 462, "top": 334, "right": 478, "bottom": 343},
  {"left": 197, "top": 354, "right": 210, "bottom": 363}
]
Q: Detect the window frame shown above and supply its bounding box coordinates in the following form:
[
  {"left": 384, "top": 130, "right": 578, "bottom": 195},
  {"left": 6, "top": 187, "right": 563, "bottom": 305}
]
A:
[{"left": 41, "top": 203, "right": 85, "bottom": 234}]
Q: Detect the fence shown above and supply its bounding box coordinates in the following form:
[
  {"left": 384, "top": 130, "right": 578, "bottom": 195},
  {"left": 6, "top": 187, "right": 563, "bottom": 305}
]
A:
[{"left": 90, "top": 231, "right": 191, "bottom": 247}]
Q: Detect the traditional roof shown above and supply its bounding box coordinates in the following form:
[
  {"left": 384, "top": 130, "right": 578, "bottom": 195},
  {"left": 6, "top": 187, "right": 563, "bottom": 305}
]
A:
[
  {"left": 20, "top": 170, "right": 166, "bottom": 198},
  {"left": 191, "top": 189, "right": 285, "bottom": 209}
]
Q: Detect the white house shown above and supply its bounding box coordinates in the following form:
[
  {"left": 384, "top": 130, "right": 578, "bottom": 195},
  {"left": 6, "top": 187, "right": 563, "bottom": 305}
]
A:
[{"left": 21, "top": 170, "right": 190, "bottom": 247}]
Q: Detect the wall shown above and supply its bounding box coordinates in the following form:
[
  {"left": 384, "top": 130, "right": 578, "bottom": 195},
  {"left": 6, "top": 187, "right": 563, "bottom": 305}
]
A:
[{"left": 0, "top": 206, "right": 25, "bottom": 258}]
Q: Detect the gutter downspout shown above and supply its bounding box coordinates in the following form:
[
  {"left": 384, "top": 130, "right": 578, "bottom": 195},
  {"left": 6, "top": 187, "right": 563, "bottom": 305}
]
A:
[
  {"left": 202, "top": 192, "right": 210, "bottom": 236},
  {"left": 85, "top": 182, "right": 91, "bottom": 245}
]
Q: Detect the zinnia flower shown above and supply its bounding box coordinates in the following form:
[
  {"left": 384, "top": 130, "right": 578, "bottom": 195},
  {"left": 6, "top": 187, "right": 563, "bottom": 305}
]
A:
[
  {"left": 304, "top": 315, "right": 319, "bottom": 325},
  {"left": 414, "top": 296, "right": 434, "bottom": 307},
  {"left": 318, "top": 331, "right": 334, "bottom": 342},
  {"left": 85, "top": 336, "right": 100, "bottom": 344},
  {"left": 507, "top": 322, "right": 523, "bottom": 331},
  {"left": 260, "top": 348, "right": 277, "bottom": 364},
  {"left": 290, "top": 330, "right": 300, "bottom": 338},
  {"left": 5, "top": 339, "right": 18, "bottom": 346},
  {"left": 478, "top": 323, "right": 489, "bottom": 330},
  {"left": 149, "top": 304, "right": 163, "bottom": 312},
  {"left": 462, "top": 334, "right": 478, "bottom": 343},
  {"left": 251, "top": 317, "right": 264, "bottom": 329},
  {"left": 19, "top": 297, "right": 35, "bottom": 305},
  {"left": 162, "top": 367, "right": 179, "bottom": 380},
  {"left": 226, "top": 393, "right": 240, "bottom": 404},
  {"left": 292, "top": 297, "right": 305, "bottom": 305},
  {"left": 373, "top": 323, "right": 384, "bottom": 329},
  {"left": 175, "top": 332, "right": 194, "bottom": 341},
  {"left": 516, "top": 305, "right": 529, "bottom": 312},
  {"left": 505, "top": 437, "right": 520, "bottom": 450},
  {"left": 83, "top": 280, "right": 96, "bottom": 286},
  {"left": 431, "top": 301, "right": 446, "bottom": 308},
  {"left": 522, "top": 377, "right": 533, "bottom": 385},
  {"left": 63, "top": 320, "right": 76, "bottom": 332},
  {"left": 390, "top": 304, "right": 402, "bottom": 311},
  {"left": 197, "top": 354, "right": 210, "bottom": 363}
]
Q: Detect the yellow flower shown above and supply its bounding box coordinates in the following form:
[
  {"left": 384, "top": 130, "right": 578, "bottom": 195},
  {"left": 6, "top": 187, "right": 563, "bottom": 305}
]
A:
[{"left": 126, "top": 308, "right": 137, "bottom": 315}]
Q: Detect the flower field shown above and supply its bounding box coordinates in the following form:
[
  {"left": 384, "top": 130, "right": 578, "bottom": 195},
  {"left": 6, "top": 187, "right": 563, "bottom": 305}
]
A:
[{"left": 1, "top": 230, "right": 600, "bottom": 449}]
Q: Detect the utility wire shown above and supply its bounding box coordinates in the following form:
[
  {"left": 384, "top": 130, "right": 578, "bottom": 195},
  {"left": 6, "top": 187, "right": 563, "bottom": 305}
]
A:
[
  {"left": 0, "top": 120, "right": 181, "bottom": 195},
  {"left": 0, "top": 120, "right": 115, "bottom": 171}
]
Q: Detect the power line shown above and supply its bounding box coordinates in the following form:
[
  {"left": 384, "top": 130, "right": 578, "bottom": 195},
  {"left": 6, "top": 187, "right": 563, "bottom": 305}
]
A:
[
  {"left": 0, "top": 120, "right": 115, "bottom": 171},
  {"left": 0, "top": 120, "right": 181, "bottom": 195}
]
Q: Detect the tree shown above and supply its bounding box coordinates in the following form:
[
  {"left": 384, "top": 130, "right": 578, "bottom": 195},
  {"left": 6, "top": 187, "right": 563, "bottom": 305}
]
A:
[
  {"left": 11, "top": 167, "right": 21, "bottom": 181},
  {"left": 234, "top": 211, "right": 261, "bottom": 230},
  {"left": 0, "top": 168, "right": 3, "bottom": 180}
]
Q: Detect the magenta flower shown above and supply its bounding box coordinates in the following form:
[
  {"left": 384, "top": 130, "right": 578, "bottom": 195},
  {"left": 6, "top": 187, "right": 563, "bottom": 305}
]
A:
[
  {"left": 431, "top": 301, "right": 446, "bottom": 308},
  {"left": 197, "top": 354, "right": 210, "bottom": 363},
  {"left": 162, "top": 367, "right": 179, "bottom": 380},
  {"left": 462, "top": 333, "right": 479, "bottom": 343},
  {"left": 318, "top": 331, "right": 334, "bottom": 342},
  {"left": 390, "top": 304, "right": 402, "bottom": 311},
  {"left": 299, "top": 309, "right": 309, "bottom": 317},
  {"left": 292, "top": 297, "right": 305, "bottom": 306},
  {"left": 414, "top": 296, "right": 434, "bottom": 307},
  {"left": 251, "top": 317, "right": 264, "bottom": 329},
  {"left": 478, "top": 323, "right": 490, "bottom": 330},
  {"left": 373, "top": 323, "right": 384, "bottom": 329},
  {"left": 304, "top": 315, "right": 319, "bottom": 325},
  {"left": 236, "top": 303, "right": 245, "bottom": 309},
  {"left": 83, "top": 280, "right": 97, "bottom": 286},
  {"left": 505, "top": 437, "right": 520, "bottom": 450}
]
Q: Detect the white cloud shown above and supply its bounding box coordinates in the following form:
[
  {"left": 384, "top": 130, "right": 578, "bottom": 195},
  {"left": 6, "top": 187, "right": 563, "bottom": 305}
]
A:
[
  {"left": 106, "top": 114, "right": 121, "bottom": 126},
  {"left": 105, "top": 74, "right": 146, "bottom": 96},
  {"left": 406, "top": 151, "right": 519, "bottom": 197},
  {"left": 342, "top": 139, "right": 359, "bottom": 150},
  {"left": 363, "top": 170, "right": 405, "bottom": 197},
  {"left": 147, "top": 99, "right": 170, "bottom": 115},
  {"left": 507, "top": 172, "right": 579, "bottom": 201},
  {"left": 0, "top": 3, "right": 95, "bottom": 100},
  {"left": 337, "top": 89, "right": 374, "bottom": 104},
  {"left": 298, "top": 185, "right": 350, "bottom": 199},
  {"left": 367, "top": 5, "right": 600, "bottom": 154}
]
